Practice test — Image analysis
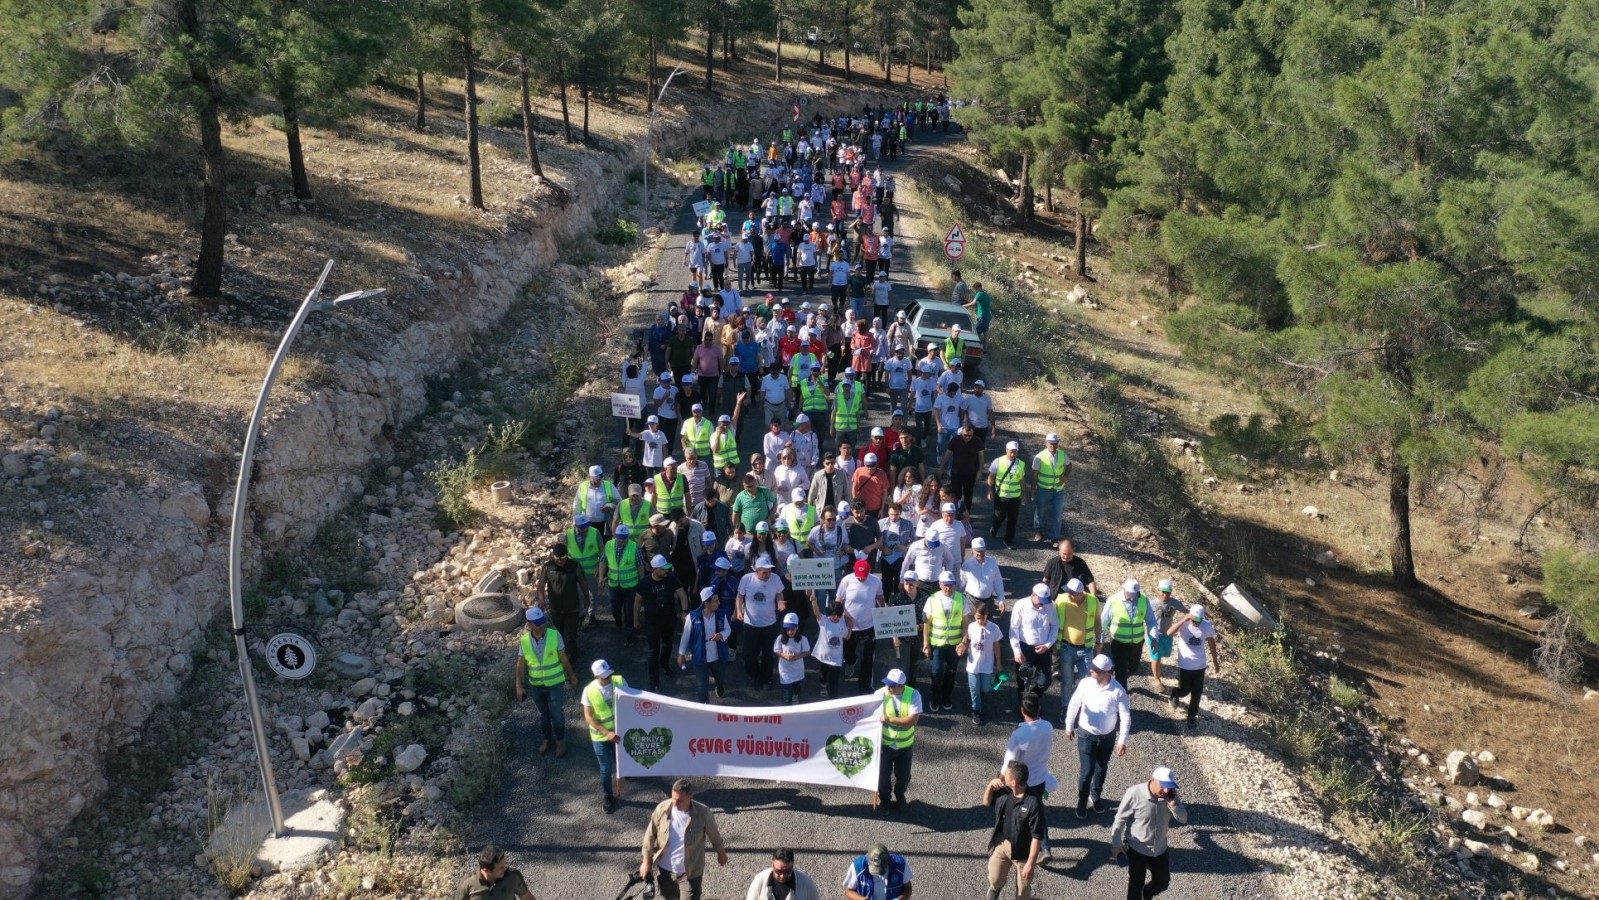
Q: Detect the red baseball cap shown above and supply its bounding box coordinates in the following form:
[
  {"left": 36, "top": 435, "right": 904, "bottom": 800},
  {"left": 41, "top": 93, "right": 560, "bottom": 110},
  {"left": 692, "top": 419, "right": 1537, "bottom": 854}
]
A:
[{"left": 854, "top": 559, "right": 872, "bottom": 578}]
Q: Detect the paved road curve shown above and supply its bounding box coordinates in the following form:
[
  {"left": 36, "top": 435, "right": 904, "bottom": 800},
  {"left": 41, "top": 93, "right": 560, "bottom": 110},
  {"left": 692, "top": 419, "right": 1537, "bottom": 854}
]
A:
[{"left": 471, "top": 121, "right": 1276, "bottom": 900}]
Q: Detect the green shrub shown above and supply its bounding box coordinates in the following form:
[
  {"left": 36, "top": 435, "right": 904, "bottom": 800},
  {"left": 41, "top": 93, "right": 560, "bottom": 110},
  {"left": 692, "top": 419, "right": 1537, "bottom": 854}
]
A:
[
  {"left": 1545, "top": 547, "right": 1599, "bottom": 645},
  {"left": 430, "top": 449, "right": 483, "bottom": 529},
  {"left": 596, "top": 217, "right": 639, "bottom": 245},
  {"left": 481, "top": 420, "right": 529, "bottom": 478},
  {"left": 1328, "top": 674, "right": 1364, "bottom": 710}
]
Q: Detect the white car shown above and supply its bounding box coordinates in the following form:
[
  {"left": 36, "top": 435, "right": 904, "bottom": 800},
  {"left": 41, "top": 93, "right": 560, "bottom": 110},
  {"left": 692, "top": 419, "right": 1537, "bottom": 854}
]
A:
[{"left": 902, "top": 299, "right": 985, "bottom": 375}]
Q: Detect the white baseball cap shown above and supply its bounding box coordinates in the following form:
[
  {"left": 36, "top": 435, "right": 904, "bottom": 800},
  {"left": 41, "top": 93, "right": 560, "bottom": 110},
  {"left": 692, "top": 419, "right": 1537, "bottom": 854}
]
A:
[
  {"left": 1157, "top": 578, "right": 1175, "bottom": 593},
  {"left": 941, "top": 502, "right": 957, "bottom": 513},
  {"left": 882, "top": 668, "right": 908, "bottom": 687},
  {"left": 702, "top": 531, "right": 717, "bottom": 544},
  {"left": 755, "top": 555, "right": 775, "bottom": 569},
  {"left": 1065, "top": 578, "right": 1085, "bottom": 594},
  {"left": 650, "top": 554, "right": 671, "bottom": 568},
  {"left": 647, "top": 415, "right": 660, "bottom": 424},
  {"left": 588, "top": 465, "right": 604, "bottom": 477},
  {"left": 1123, "top": 578, "right": 1142, "bottom": 596},
  {"left": 592, "top": 659, "right": 615, "bottom": 677},
  {"left": 1090, "top": 653, "right": 1115, "bottom": 672},
  {"left": 971, "top": 537, "right": 986, "bottom": 551},
  {"left": 974, "top": 379, "right": 986, "bottom": 388},
  {"left": 951, "top": 323, "right": 962, "bottom": 332},
  {"left": 783, "top": 612, "right": 801, "bottom": 627},
  {"left": 1153, "top": 766, "right": 1179, "bottom": 790},
  {"left": 1046, "top": 433, "right": 1061, "bottom": 443},
  {"left": 1006, "top": 440, "right": 1020, "bottom": 451},
  {"left": 1189, "top": 604, "right": 1206, "bottom": 621},
  {"left": 1032, "top": 583, "right": 1050, "bottom": 599},
  {"left": 795, "top": 413, "right": 810, "bottom": 424},
  {"left": 836, "top": 500, "right": 852, "bottom": 513},
  {"left": 663, "top": 456, "right": 678, "bottom": 467},
  {"left": 938, "top": 570, "right": 956, "bottom": 584},
  {"left": 871, "top": 427, "right": 885, "bottom": 436},
  {"left": 792, "top": 488, "right": 807, "bottom": 501},
  {"left": 525, "top": 607, "right": 547, "bottom": 624},
  {"left": 700, "top": 586, "right": 717, "bottom": 601},
  {"left": 864, "top": 452, "right": 879, "bottom": 464}
]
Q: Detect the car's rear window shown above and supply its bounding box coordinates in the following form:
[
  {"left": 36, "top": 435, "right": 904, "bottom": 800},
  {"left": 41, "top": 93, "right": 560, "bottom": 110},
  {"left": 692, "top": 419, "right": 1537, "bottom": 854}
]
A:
[{"left": 919, "top": 309, "right": 974, "bottom": 332}]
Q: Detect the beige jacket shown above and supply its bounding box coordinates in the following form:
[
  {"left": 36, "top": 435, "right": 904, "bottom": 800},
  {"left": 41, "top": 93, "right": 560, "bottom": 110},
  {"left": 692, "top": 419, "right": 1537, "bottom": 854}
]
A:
[{"left": 641, "top": 798, "right": 726, "bottom": 879}]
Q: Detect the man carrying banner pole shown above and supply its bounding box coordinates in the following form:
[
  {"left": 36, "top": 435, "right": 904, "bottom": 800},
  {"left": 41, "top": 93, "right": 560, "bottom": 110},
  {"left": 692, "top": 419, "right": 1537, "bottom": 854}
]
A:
[{"left": 639, "top": 779, "right": 730, "bottom": 900}]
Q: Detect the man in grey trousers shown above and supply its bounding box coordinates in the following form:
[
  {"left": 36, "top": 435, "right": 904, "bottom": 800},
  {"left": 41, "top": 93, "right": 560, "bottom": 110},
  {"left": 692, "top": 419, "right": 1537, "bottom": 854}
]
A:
[{"left": 1109, "top": 766, "right": 1188, "bottom": 900}]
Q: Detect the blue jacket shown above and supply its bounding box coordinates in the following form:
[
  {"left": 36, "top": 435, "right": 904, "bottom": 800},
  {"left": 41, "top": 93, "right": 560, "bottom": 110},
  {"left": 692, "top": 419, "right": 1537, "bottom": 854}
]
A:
[{"left": 846, "top": 854, "right": 908, "bottom": 900}]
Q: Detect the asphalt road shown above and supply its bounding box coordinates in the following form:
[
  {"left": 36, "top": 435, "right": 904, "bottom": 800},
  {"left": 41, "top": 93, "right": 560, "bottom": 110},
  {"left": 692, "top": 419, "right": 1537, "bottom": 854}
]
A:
[{"left": 471, "top": 122, "right": 1276, "bottom": 900}]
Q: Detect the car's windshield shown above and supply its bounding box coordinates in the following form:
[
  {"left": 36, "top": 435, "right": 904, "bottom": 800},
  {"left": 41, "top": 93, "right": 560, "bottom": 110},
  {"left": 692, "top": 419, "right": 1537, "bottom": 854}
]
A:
[{"left": 919, "top": 309, "right": 974, "bottom": 332}]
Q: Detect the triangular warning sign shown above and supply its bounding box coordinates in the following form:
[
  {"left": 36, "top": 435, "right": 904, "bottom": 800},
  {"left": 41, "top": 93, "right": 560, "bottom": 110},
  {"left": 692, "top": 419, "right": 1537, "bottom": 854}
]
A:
[{"left": 944, "top": 224, "right": 966, "bottom": 243}]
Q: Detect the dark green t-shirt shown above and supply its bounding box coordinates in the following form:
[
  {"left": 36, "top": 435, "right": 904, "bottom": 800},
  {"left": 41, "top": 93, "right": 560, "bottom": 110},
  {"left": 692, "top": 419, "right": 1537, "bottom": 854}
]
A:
[
  {"left": 973, "top": 290, "right": 992, "bottom": 319},
  {"left": 455, "top": 869, "right": 529, "bottom": 900}
]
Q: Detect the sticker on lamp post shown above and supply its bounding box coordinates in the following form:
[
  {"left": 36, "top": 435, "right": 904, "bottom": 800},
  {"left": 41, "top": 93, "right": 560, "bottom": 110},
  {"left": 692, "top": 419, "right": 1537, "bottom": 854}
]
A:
[{"left": 265, "top": 633, "right": 317, "bottom": 680}]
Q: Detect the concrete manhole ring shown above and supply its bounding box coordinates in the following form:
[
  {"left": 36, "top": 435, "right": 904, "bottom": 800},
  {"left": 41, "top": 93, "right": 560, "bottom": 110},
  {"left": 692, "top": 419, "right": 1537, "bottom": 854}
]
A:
[{"left": 454, "top": 592, "right": 522, "bottom": 632}]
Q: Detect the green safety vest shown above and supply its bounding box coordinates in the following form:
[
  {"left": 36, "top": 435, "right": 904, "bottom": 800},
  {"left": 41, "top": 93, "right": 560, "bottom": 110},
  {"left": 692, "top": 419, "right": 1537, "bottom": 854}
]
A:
[
  {"left": 1108, "top": 593, "right": 1150, "bottom": 644},
  {"left": 566, "top": 527, "right": 601, "bottom": 575},
  {"left": 520, "top": 629, "right": 565, "bottom": 687},
  {"left": 882, "top": 687, "right": 920, "bottom": 749},
  {"left": 618, "top": 498, "right": 654, "bottom": 531},
  {"left": 926, "top": 591, "right": 966, "bottom": 646},
  {"left": 682, "top": 417, "right": 715, "bottom": 457},
  {"left": 833, "top": 384, "right": 863, "bottom": 430},
  {"left": 604, "top": 539, "right": 640, "bottom": 589},
  {"left": 784, "top": 505, "right": 818, "bottom": 540},
  {"left": 779, "top": 195, "right": 794, "bottom": 216},
  {"left": 1055, "top": 593, "right": 1100, "bottom": 646},
  {"left": 584, "top": 675, "right": 628, "bottom": 741},
  {"left": 800, "top": 379, "right": 830, "bottom": 413},
  {"left": 1035, "top": 450, "right": 1068, "bottom": 492},
  {"left": 712, "top": 428, "right": 740, "bottom": 468},
  {"left": 790, "top": 354, "right": 817, "bottom": 387},
  {"left": 654, "top": 473, "right": 686, "bottom": 513},
  {"left": 573, "top": 478, "right": 619, "bottom": 521},
  {"left": 944, "top": 336, "right": 968, "bottom": 361},
  {"left": 993, "top": 455, "right": 1025, "bottom": 499}
]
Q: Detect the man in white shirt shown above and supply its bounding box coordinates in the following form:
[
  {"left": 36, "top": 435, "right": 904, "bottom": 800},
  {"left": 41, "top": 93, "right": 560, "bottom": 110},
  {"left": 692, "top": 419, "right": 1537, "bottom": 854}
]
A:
[
  {"left": 911, "top": 367, "right": 938, "bottom": 441},
  {"left": 933, "top": 382, "right": 963, "bottom": 458},
  {"left": 1166, "top": 604, "right": 1221, "bottom": 727},
  {"left": 790, "top": 414, "right": 820, "bottom": 470},
  {"left": 737, "top": 557, "right": 786, "bottom": 689},
  {"left": 837, "top": 558, "right": 885, "bottom": 693},
  {"left": 1009, "top": 583, "right": 1060, "bottom": 704},
  {"left": 829, "top": 257, "right": 852, "bottom": 307},
  {"left": 960, "top": 537, "right": 1007, "bottom": 613},
  {"left": 1001, "top": 694, "right": 1059, "bottom": 857},
  {"left": 762, "top": 419, "right": 792, "bottom": 466},
  {"left": 1065, "top": 653, "right": 1131, "bottom": 817},
  {"left": 961, "top": 379, "right": 994, "bottom": 443},
  {"left": 918, "top": 503, "right": 967, "bottom": 570},
  {"left": 883, "top": 347, "right": 913, "bottom": 413},
  {"left": 736, "top": 236, "right": 756, "bottom": 291}
]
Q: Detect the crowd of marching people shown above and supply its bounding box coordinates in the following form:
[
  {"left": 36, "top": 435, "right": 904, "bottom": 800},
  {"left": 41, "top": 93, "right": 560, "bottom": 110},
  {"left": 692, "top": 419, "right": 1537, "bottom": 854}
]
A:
[{"left": 499, "top": 97, "right": 1219, "bottom": 900}]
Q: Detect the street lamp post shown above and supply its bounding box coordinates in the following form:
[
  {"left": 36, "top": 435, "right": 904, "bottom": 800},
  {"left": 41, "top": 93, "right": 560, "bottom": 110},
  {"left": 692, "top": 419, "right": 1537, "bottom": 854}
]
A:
[
  {"left": 641, "top": 66, "right": 686, "bottom": 245},
  {"left": 228, "top": 259, "right": 385, "bottom": 836}
]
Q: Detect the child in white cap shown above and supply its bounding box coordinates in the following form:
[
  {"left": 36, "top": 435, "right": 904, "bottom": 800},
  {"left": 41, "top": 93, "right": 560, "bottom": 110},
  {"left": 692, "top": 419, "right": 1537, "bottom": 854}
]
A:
[{"left": 775, "top": 612, "right": 812, "bottom": 704}]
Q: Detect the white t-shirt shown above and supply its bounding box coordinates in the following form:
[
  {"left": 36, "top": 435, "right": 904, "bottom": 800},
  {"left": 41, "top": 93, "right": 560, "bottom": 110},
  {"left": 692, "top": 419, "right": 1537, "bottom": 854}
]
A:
[
  {"left": 738, "top": 572, "right": 782, "bottom": 628},
  {"left": 813, "top": 615, "right": 849, "bottom": 666},
  {"left": 664, "top": 806, "right": 691, "bottom": 874},
  {"left": 762, "top": 374, "right": 790, "bottom": 405},
  {"left": 912, "top": 377, "right": 938, "bottom": 413},
  {"left": 774, "top": 633, "right": 812, "bottom": 684},
  {"left": 934, "top": 394, "right": 963, "bottom": 431},
  {"left": 966, "top": 621, "right": 1003, "bottom": 674},
  {"left": 830, "top": 260, "right": 851, "bottom": 286},
  {"left": 640, "top": 429, "right": 669, "bottom": 468},
  {"left": 884, "top": 357, "right": 912, "bottom": 390},
  {"left": 961, "top": 393, "right": 993, "bottom": 428},
  {"left": 1174, "top": 618, "right": 1217, "bottom": 670},
  {"left": 837, "top": 574, "right": 882, "bottom": 630}
]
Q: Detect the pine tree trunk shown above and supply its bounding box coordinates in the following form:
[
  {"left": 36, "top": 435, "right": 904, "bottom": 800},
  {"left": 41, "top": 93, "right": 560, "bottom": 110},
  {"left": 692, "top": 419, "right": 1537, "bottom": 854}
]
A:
[
  {"left": 1017, "top": 153, "right": 1034, "bottom": 220},
  {"left": 1389, "top": 461, "right": 1418, "bottom": 586},
  {"left": 280, "top": 78, "right": 313, "bottom": 201},
  {"left": 581, "top": 65, "right": 591, "bottom": 141},
  {"left": 518, "top": 53, "right": 544, "bottom": 178},
  {"left": 647, "top": 36, "right": 657, "bottom": 109},
  {"left": 559, "top": 63, "right": 572, "bottom": 142},
  {"left": 843, "top": 0, "right": 853, "bottom": 82},
  {"left": 414, "top": 69, "right": 427, "bottom": 130},
  {"left": 705, "top": 13, "right": 715, "bottom": 91},
  {"left": 774, "top": 0, "right": 783, "bottom": 83},
  {"left": 722, "top": 23, "right": 731, "bottom": 68},
  {"left": 181, "top": 0, "right": 226, "bottom": 298},
  {"left": 1073, "top": 208, "right": 1087, "bottom": 276},
  {"left": 463, "top": 34, "right": 484, "bottom": 209}
]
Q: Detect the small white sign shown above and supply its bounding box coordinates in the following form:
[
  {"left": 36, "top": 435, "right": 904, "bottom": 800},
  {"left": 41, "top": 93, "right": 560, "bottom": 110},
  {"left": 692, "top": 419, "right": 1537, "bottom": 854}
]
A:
[
  {"left": 611, "top": 392, "right": 643, "bottom": 419},
  {"left": 787, "top": 557, "right": 837, "bottom": 592},
  {"left": 692, "top": 200, "right": 715, "bottom": 218},
  {"left": 265, "top": 633, "right": 317, "bottom": 680},
  {"left": 874, "top": 604, "right": 918, "bottom": 640}
]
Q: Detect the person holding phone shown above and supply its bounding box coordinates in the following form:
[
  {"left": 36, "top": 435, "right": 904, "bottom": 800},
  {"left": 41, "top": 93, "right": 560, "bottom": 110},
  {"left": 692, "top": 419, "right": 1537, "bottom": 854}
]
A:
[{"left": 1109, "top": 766, "right": 1188, "bottom": 900}]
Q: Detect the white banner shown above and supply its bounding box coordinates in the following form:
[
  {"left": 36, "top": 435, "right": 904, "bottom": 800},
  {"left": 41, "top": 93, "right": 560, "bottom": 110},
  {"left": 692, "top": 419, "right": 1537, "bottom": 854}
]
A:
[
  {"left": 873, "top": 604, "right": 918, "bottom": 640},
  {"left": 615, "top": 690, "right": 882, "bottom": 791},
  {"left": 787, "top": 557, "right": 836, "bottom": 592}
]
